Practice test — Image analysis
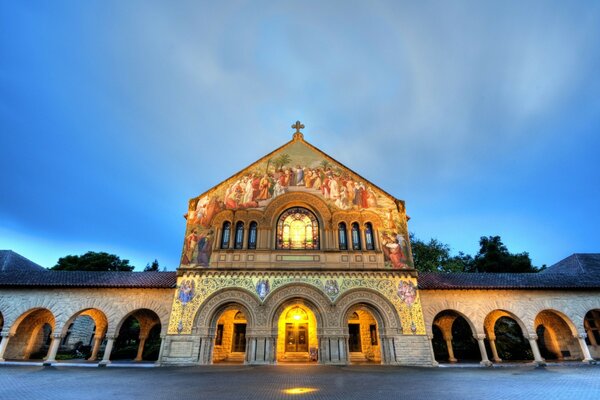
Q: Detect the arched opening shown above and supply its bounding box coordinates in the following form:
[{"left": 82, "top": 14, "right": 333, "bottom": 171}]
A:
[
  {"left": 4, "top": 308, "right": 55, "bottom": 360},
  {"left": 364, "top": 223, "right": 375, "bottom": 250},
  {"left": 276, "top": 207, "right": 319, "bottom": 250},
  {"left": 338, "top": 222, "right": 348, "bottom": 250},
  {"left": 57, "top": 308, "right": 108, "bottom": 361},
  {"left": 277, "top": 304, "right": 318, "bottom": 363},
  {"left": 220, "top": 221, "right": 231, "bottom": 249},
  {"left": 584, "top": 309, "right": 600, "bottom": 359},
  {"left": 213, "top": 309, "right": 248, "bottom": 364},
  {"left": 484, "top": 311, "right": 533, "bottom": 362},
  {"left": 351, "top": 222, "right": 361, "bottom": 250},
  {"left": 346, "top": 307, "right": 382, "bottom": 364},
  {"left": 247, "top": 221, "right": 258, "bottom": 249},
  {"left": 111, "top": 309, "right": 162, "bottom": 362},
  {"left": 432, "top": 310, "right": 479, "bottom": 363},
  {"left": 535, "top": 310, "right": 581, "bottom": 361},
  {"left": 234, "top": 221, "right": 244, "bottom": 249}
]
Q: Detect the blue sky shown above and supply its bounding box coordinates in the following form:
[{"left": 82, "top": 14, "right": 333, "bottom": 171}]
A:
[{"left": 1, "top": 1, "right": 599, "bottom": 270}]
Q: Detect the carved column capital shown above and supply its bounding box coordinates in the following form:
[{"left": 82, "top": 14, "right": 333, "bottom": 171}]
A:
[{"left": 473, "top": 334, "right": 487, "bottom": 341}]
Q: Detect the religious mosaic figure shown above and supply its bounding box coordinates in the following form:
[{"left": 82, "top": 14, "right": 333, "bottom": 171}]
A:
[
  {"left": 324, "top": 279, "right": 339, "bottom": 297},
  {"left": 256, "top": 279, "right": 270, "bottom": 300},
  {"left": 178, "top": 279, "right": 196, "bottom": 304},
  {"left": 397, "top": 280, "right": 417, "bottom": 306}
]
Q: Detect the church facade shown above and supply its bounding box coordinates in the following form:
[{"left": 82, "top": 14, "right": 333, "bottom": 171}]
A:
[{"left": 0, "top": 124, "right": 599, "bottom": 367}]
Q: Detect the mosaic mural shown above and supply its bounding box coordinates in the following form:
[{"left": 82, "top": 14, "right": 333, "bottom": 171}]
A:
[
  {"left": 168, "top": 272, "right": 425, "bottom": 336},
  {"left": 180, "top": 139, "right": 412, "bottom": 268}
]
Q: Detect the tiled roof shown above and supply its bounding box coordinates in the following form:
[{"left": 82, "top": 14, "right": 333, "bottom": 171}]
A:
[
  {"left": 0, "top": 250, "right": 45, "bottom": 272},
  {"left": 0, "top": 270, "right": 177, "bottom": 288},
  {"left": 542, "top": 253, "right": 600, "bottom": 275},
  {"left": 418, "top": 271, "right": 600, "bottom": 290}
]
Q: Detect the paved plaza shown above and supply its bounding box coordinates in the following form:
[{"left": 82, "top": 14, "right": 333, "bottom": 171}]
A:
[{"left": 0, "top": 364, "right": 599, "bottom": 400}]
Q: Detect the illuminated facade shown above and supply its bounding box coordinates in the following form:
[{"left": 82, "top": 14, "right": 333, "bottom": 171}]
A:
[{"left": 159, "top": 123, "right": 434, "bottom": 366}]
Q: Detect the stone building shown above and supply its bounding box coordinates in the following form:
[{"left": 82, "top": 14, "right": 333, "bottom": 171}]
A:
[{"left": 0, "top": 125, "right": 599, "bottom": 367}]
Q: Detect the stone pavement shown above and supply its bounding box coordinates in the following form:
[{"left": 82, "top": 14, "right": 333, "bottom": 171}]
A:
[{"left": 0, "top": 364, "right": 599, "bottom": 400}]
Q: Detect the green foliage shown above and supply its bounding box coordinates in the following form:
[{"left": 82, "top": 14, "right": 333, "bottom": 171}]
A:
[
  {"left": 410, "top": 234, "right": 472, "bottom": 272},
  {"left": 272, "top": 153, "right": 292, "bottom": 170},
  {"left": 468, "top": 236, "right": 537, "bottom": 273},
  {"left": 411, "top": 234, "right": 539, "bottom": 273},
  {"left": 144, "top": 259, "right": 160, "bottom": 272},
  {"left": 51, "top": 251, "right": 134, "bottom": 271}
]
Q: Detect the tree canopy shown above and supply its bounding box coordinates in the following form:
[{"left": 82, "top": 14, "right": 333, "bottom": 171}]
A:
[
  {"left": 144, "top": 259, "right": 160, "bottom": 272},
  {"left": 51, "top": 251, "right": 135, "bottom": 271},
  {"left": 411, "top": 234, "right": 538, "bottom": 273}
]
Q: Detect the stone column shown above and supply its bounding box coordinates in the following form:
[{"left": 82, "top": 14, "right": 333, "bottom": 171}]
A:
[
  {"left": 575, "top": 333, "right": 594, "bottom": 363},
  {"left": 442, "top": 333, "right": 457, "bottom": 363},
  {"left": 198, "top": 335, "right": 212, "bottom": 364},
  {"left": 88, "top": 336, "right": 103, "bottom": 361},
  {"left": 134, "top": 336, "right": 148, "bottom": 361},
  {"left": 528, "top": 335, "right": 546, "bottom": 366},
  {"left": 427, "top": 334, "right": 439, "bottom": 367},
  {"left": 585, "top": 328, "right": 598, "bottom": 346},
  {"left": 474, "top": 334, "right": 492, "bottom": 366},
  {"left": 99, "top": 336, "right": 116, "bottom": 366},
  {"left": 0, "top": 332, "right": 14, "bottom": 361},
  {"left": 488, "top": 335, "right": 502, "bottom": 363},
  {"left": 155, "top": 335, "right": 166, "bottom": 365},
  {"left": 44, "top": 333, "right": 63, "bottom": 365}
]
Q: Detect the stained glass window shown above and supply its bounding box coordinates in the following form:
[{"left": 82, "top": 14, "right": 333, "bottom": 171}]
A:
[
  {"left": 221, "top": 221, "right": 231, "bottom": 249},
  {"left": 234, "top": 221, "right": 244, "bottom": 249},
  {"left": 365, "top": 223, "right": 374, "bottom": 250},
  {"left": 248, "top": 221, "right": 257, "bottom": 249},
  {"left": 338, "top": 223, "right": 348, "bottom": 250},
  {"left": 351, "top": 222, "right": 361, "bottom": 250},
  {"left": 276, "top": 207, "right": 319, "bottom": 250}
]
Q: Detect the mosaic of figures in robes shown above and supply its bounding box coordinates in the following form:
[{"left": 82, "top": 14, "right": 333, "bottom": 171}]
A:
[{"left": 181, "top": 141, "right": 413, "bottom": 268}]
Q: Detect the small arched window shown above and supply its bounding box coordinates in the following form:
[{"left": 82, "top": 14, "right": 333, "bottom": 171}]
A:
[
  {"left": 365, "top": 223, "right": 374, "bottom": 250},
  {"left": 220, "top": 221, "right": 231, "bottom": 249},
  {"left": 338, "top": 223, "right": 348, "bottom": 250},
  {"left": 234, "top": 221, "right": 244, "bottom": 249},
  {"left": 351, "top": 222, "right": 361, "bottom": 250},
  {"left": 248, "top": 221, "right": 258, "bottom": 249}
]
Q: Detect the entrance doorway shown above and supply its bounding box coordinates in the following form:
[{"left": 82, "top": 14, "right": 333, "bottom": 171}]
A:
[
  {"left": 277, "top": 304, "right": 318, "bottom": 362},
  {"left": 348, "top": 324, "right": 362, "bottom": 352},
  {"left": 285, "top": 323, "right": 308, "bottom": 352},
  {"left": 232, "top": 324, "right": 246, "bottom": 353}
]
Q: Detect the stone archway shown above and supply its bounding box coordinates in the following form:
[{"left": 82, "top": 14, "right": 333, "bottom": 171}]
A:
[
  {"left": 57, "top": 308, "right": 108, "bottom": 362},
  {"left": 264, "top": 284, "right": 329, "bottom": 364},
  {"left": 344, "top": 306, "right": 383, "bottom": 364},
  {"left": 584, "top": 309, "right": 600, "bottom": 359},
  {"left": 535, "top": 310, "right": 582, "bottom": 361},
  {"left": 335, "top": 289, "right": 403, "bottom": 365},
  {"left": 2, "top": 308, "right": 56, "bottom": 361},
  {"left": 193, "top": 288, "right": 261, "bottom": 365},
  {"left": 432, "top": 310, "right": 479, "bottom": 364},
  {"left": 104, "top": 309, "right": 162, "bottom": 364},
  {"left": 484, "top": 310, "right": 536, "bottom": 364}
]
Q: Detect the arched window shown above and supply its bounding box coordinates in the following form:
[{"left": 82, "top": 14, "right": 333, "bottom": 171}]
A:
[
  {"left": 276, "top": 207, "right": 319, "bottom": 250},
  {"left": 351, "top": 222, "right": 361, "bottom": 250},
  {"left": 220, "top": 221, "right": 231, "bottom": 249},
  {"left": 365, "top": 223, "right": 374, "bottom": 250},
  {"left": 338, "top": 223, "right": 348, "bottom": 250},
  {"left": 234, "top": 221, "right": 244, "bottom": 249},
  {"left": 248, "top": 221, "right": 258, "bottom": 250}
]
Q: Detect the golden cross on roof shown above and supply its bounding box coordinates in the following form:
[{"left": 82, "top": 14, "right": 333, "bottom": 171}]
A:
[{"left": 291, "top": 120, "right": 305, "bottom": 140}]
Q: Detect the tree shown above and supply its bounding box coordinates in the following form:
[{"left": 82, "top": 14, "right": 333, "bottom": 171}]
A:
[
  {"left": 468, "top": 236, "right": 537, "bottom": 273},
  {"left": 410, "top": 234, "right": 472, "bottom": 273},
  {"left": 51, "top": 251, "right": 134, "bottom": 271},
  {"left": 272, "top": 153, "right": 291, "bottom": 170},
  {"left": 144, "top": 259, "right": 160, "bottom": 272}
]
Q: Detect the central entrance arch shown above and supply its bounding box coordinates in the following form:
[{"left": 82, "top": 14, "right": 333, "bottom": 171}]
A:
[{"left": 277, "top": 304, "right": 318, "bottom": 362}]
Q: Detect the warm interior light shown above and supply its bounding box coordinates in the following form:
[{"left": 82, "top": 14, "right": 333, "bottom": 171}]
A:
[
  {"left": 283, "top": 387, "right": 318, "bottom": 395},
  {"left": 293, "top": 314, "right": 301, "bottom": 321}
]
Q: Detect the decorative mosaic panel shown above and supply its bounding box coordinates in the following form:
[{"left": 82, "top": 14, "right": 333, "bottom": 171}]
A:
[{"left": 168, "top": 272, "right": 425, "bottom": 336}]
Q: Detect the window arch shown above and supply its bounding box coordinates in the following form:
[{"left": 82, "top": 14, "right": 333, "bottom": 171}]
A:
[
  {"left": 365, "top": 222, "right": 375, "bottom": 250},
  {"left": 248, "top": 221, "right": 258, "bottom": 250},
  {"left": 351, "top": 222, "right": 361, "bottom": 250},
  {"left": 276, "top": 207, "right": 319, "bottom": 250},
  {"left": 220, "top": 221, "right": 231, "bottom": 249},
  {"left": 338, "top": 222, "right": 348, "bottom": 250},
  {"left": 234, "top": 221, "right": 244, "bottom": 249}
]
